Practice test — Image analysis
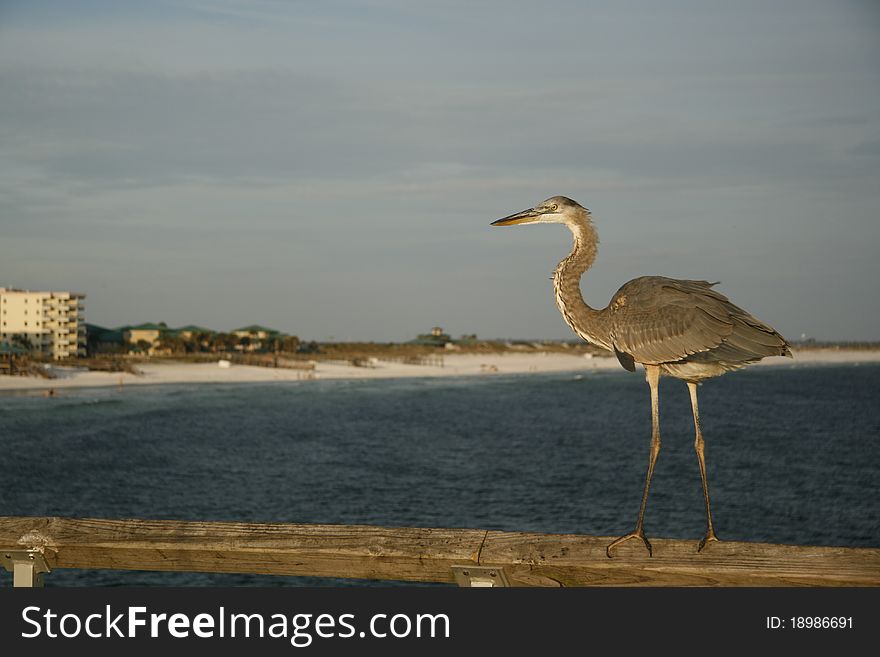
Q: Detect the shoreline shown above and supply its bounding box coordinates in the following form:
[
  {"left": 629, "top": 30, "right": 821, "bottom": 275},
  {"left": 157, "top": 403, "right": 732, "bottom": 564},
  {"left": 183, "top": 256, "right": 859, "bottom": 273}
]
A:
[{"left": 1, "top": 349, "right": 878, "bottom": 392}]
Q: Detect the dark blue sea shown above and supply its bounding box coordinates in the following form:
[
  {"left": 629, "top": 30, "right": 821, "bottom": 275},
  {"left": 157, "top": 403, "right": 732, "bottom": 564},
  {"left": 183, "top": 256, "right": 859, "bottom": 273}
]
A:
[{"left": 1, "top": 363, "right": 878, "bottom": 586}]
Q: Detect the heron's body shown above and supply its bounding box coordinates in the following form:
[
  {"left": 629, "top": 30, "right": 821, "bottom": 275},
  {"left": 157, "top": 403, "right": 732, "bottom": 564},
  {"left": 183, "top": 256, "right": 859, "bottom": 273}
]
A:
[{"left": 492, "top": 195, "right": 791, "bottom": 556}]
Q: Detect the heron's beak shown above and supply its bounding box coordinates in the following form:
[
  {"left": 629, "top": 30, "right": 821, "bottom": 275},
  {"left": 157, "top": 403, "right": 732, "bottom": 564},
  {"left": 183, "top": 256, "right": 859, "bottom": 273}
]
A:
[{"left": 491, "top": 207, "right": 542, "bottom": 226}]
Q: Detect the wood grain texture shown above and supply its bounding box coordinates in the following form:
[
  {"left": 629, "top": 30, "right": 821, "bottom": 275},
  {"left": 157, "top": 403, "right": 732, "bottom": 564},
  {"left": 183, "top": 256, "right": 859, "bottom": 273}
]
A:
[
  {"left": 478, "top": 532, "right": 880, "bottom": 587},
  {"left": 0, "top": 517, "right": 486, "bottom": 583},
  {"left": 1, "top": 516, "right": 878, "bottom": 586}
]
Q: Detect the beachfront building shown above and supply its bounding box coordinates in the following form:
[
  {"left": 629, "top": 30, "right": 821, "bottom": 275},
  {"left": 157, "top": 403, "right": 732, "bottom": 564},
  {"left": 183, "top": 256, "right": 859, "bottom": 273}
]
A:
[
  {"left": 0, "top": 287, "right": 87, "bottom": 359},
  {"left": 413, "top": 326, "right": 452, "bottom": 347},
  {"left": 85, "top": 323, "right": 127, "bottom": 355},
  {"left": 173, "top": 325, "right": 214, "bottom": 341},
  {"left": 121, "top": 322, "right": 169, "bottom": 354},
  {"left": 170, "top": 325, "right": 215, "bottom": 353},
  {"left": 231, "top": 325, "right": 280, "bottom": 352}
]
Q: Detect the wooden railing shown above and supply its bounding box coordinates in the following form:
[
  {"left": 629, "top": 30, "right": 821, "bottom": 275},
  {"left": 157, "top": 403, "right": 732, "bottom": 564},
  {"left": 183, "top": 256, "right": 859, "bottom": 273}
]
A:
[{"left": 1, "top": 516, "right": 878, "bottom": 587}]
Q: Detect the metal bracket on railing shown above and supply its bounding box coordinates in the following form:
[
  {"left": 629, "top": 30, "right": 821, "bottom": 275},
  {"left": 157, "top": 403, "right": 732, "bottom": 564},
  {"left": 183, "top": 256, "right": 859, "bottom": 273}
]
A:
[
  {"left": 2, "top": 550, "right": 51, "bottom": 587},
  {"left": 451, "top": 565, "right": 510, "bottom": 587}
]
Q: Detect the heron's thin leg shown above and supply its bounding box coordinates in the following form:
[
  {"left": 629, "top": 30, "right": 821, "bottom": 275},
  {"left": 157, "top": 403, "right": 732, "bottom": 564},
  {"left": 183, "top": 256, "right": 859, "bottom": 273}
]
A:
[
  {"left": 689, "top": 382, "right": 719, "bottom": 551},
  {"left": 606, "top": 365, "right": 661, "bottom": 558}
]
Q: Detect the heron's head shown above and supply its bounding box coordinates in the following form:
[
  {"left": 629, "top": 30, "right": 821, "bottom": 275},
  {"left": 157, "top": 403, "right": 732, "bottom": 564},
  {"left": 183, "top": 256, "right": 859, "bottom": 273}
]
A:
[{"left": 491, "top": 195, "right": 588, "bottom": 227}]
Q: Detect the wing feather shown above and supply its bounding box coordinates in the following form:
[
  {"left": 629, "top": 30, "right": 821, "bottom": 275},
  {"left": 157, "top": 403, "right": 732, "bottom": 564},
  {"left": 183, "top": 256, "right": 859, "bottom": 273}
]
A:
[{"left": 605, "top": 276, "right": 788, "bottom": 366}]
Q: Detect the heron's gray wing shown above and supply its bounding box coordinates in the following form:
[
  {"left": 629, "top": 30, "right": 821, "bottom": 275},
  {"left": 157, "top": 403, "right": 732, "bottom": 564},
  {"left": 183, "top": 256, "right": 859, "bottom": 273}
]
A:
[{"left": 606, "top": 276, "right": 786, "bottom": 365}]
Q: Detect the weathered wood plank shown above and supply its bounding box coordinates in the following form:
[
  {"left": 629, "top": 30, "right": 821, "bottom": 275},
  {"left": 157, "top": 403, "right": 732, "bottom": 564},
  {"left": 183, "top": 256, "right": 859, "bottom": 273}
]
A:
[
  {"left": 0, "top": 517, "right": 486, "bottom": 583},
  {"left": 1, "top": 516, "right": 878, "bottom": 586},
  {"left": 478, "top": 532, "right": 880, "bottom": 587}
]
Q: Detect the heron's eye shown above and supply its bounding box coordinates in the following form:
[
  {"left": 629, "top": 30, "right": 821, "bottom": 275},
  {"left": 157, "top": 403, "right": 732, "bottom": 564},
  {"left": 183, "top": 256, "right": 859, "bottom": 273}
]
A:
[{"left": 550, "top": 204, "right": 558, "bottom": 211}]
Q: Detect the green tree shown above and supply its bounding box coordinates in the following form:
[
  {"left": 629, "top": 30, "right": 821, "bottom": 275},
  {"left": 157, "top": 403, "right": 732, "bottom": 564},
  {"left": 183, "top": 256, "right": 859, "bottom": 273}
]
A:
[
  {"left": 210, "top": 332, "right": 237, "bottom": 353},
  {"left": 11, "top": 334, "right": 35, "bottom": 351},
  {"left": 156, "top": 333, "right": 186, "bottom": 354},
  {"left": 194, "top": 331, "right": 213, "bottom": 353}
]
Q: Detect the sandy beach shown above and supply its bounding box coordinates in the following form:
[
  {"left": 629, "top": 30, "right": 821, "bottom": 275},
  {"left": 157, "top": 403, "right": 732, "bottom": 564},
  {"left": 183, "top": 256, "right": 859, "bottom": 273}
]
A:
[{"left": 1, "top": 348, "right": 878, "bottom": 392}]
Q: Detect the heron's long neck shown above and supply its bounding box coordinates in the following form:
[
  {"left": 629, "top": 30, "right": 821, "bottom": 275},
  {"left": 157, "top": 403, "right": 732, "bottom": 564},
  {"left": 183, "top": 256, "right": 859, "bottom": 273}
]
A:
[{"left": 553, "top": 217, "right": 612, "bottom": 350}]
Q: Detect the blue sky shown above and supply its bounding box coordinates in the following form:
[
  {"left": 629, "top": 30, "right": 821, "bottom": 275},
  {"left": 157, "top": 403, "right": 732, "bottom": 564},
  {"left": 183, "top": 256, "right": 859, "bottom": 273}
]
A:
[{"left": 1, "top": 1, "right": 879, "bottom": 340}]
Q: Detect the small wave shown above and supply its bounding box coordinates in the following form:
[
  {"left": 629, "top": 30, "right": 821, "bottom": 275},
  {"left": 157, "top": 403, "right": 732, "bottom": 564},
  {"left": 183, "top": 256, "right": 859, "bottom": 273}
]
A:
[{"left": 45, "top": 395, "right": 126, "bottom": 409}]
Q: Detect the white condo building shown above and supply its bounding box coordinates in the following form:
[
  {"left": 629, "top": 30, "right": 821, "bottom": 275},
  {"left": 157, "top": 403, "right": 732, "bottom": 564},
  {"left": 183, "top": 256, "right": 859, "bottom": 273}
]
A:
[{"left": 0, "top": 287, "right": 86, "bottom": 359}]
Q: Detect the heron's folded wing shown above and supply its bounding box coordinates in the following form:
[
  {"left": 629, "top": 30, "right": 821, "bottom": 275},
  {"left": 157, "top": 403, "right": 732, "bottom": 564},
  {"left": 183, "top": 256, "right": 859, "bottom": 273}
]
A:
[{"left": 607, "top": 277, "right": 736, "bottom": 365}]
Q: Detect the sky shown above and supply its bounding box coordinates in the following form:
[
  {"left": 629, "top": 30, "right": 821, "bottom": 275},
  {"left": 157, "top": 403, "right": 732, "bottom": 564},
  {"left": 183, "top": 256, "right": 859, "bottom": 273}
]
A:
[{"left": 1, "top": 1, "right": 879, "bottom": 342}]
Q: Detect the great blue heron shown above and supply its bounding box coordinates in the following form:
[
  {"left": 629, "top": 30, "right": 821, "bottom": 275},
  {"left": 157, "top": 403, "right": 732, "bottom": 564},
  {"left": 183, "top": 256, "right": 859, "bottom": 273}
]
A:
[{"left": 491, "top": 196, "right": 791, "bottom": 557}]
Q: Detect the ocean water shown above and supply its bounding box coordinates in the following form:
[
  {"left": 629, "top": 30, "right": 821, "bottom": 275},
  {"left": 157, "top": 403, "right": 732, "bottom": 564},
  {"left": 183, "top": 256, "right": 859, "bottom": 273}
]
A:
[{"left": 1, "top": 363, "right": 878, "bottom": 586}]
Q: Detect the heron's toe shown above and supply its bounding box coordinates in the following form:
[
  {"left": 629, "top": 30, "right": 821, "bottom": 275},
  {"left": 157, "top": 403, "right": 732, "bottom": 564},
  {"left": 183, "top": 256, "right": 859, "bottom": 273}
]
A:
[
  {"left": 606, "top": 530, "right": 653, "bottom": 558},
  {"left": 697, "top": 531, "right": 720, "bottom": 553}
]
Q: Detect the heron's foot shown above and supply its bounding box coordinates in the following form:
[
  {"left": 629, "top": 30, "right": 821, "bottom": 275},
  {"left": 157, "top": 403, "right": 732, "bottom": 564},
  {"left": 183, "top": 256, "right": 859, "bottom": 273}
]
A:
[
  {"left": 606, "top": 529, "right": 653, "bottom": 558},
  {"left": 697, "top": 530, "right": 719, "bottom": 553}
]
